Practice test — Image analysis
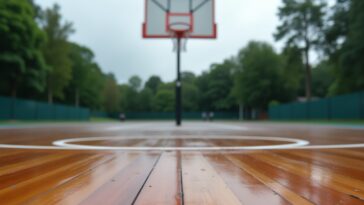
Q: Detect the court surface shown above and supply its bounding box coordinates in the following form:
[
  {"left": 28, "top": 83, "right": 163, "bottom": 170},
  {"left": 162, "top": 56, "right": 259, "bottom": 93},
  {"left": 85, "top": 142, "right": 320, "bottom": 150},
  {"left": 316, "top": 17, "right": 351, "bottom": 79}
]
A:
[{"left": 0, "top": 121, "right": 363, "bottom": 204}]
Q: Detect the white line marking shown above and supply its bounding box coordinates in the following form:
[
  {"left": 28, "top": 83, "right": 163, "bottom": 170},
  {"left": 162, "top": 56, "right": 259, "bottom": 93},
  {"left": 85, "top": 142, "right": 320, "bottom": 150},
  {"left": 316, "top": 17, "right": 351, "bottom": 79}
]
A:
[
  {"left": 52, "top": 136, "right": 309, "bottom": 151},
  {"left": 0, "top": 135, "right": 362, "bottom": 151},
  {"left": 290, "top": 144, "right": 364, "bottom": 149}
]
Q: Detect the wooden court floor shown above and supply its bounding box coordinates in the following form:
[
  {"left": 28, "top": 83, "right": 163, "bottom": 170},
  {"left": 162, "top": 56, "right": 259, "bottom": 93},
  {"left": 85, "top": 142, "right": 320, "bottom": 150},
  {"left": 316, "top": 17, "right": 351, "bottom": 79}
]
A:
[{"left": 0, "top": 122, "right": 363, "bottom": 205}]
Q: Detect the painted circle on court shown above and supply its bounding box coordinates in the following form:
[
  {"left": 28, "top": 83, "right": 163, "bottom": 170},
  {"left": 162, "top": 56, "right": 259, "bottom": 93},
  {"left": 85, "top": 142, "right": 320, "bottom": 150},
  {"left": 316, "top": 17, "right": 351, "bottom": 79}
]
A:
[{"left": 52, "top": 136, "right": 310, "bottom": 151}]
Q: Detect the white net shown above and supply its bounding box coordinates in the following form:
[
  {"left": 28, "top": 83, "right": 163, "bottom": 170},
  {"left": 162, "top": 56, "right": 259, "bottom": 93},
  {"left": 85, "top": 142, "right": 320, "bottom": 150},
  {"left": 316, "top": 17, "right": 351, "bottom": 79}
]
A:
[{"left": 169, "top": 31, "right": 190, "bottom": 52}]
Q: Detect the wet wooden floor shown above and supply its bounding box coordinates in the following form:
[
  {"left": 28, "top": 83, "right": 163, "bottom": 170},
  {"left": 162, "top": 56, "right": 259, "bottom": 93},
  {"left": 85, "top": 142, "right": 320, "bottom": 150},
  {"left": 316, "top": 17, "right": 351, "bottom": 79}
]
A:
[{"left": 0, "top": 122, "right": 363, "bottom": 205}]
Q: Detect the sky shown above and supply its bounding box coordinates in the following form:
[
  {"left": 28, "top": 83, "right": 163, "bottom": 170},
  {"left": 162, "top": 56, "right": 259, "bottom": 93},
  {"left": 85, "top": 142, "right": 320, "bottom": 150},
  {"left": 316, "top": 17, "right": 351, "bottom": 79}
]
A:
[{"left": 35, "top": 0, "right": 283, "bottom": 84}]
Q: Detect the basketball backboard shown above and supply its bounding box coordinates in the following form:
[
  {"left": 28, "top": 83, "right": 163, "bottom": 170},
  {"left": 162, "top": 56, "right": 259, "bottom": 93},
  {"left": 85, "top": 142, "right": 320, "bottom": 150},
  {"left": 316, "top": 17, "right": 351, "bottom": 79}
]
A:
[{"left": 143, "top": 0, "right": 217, "bottom": 38}]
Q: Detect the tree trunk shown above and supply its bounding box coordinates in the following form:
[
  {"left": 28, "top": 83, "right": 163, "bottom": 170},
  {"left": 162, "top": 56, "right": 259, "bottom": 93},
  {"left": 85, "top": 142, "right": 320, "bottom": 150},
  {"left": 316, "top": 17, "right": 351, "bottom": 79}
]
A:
[
  {"left": 48, "top": 89, "right": 53, "bottom": 104},
  {"left": 10, "top": 81, "right": 17, "bottom": 120},
  {"left": 11, "top": 85, "right": 17, "bottom": 99},
  {"left": 304, "top": 47, "right": 312, "bottom": 101},
  {"left": 239, "top": 103, "right": 244, "bottom": 121}
]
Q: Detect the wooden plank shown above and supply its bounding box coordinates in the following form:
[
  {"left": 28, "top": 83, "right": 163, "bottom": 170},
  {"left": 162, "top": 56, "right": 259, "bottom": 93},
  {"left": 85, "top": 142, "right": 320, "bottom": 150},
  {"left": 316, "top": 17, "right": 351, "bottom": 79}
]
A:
[
  {"left": 25, "top": 153, "right": 140, "bottom": 204},
  {"left": 275, "top": 151, "right": 364, "bottom": 181},
  {"left": 283, "top": 150, "right": 364, "bottom": 171},
  {"left": 0, "top": 152, "right": 74, "bottom": 176},
  {"left": 230, "top": 153, "right": 364, "bottom": 205},
  {"left": 182, "top": 153, "right": 242, "bottom": 205},
  {"left": 254, "top": 152, "right": 364, "bottom": 200},
  {"left": 0, "top": 154, "right": 111, "bottom": 204},
  {"left": 323, "top": 149, "right": 364, "bottom": 160},
  {"left": 226, "top": 154, "right": 315, "bottom": 205},
  {"left": 134, "top": 152, "right": 182, "bottom": 205},
  {"left": 204, "top": 154, "right": 290, "bottom": 205},
  {"left": 79, "top": 153, "right": 160, "bottom": 205},
  {"left": 0, "top": 153, "right": 93, "bottom": 190}
]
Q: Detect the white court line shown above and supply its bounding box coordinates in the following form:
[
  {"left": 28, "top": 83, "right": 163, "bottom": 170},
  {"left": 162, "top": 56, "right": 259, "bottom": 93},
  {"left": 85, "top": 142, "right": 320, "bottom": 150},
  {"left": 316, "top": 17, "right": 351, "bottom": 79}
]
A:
[
  {"left": 0, "top": 142, "right": 363, "bottom": 151},
  {"left": 0, "top": 136, "right": 362, "bottom": 151},
  {"left": 52, "top": 136, "right": 309, "bottom": 151}
]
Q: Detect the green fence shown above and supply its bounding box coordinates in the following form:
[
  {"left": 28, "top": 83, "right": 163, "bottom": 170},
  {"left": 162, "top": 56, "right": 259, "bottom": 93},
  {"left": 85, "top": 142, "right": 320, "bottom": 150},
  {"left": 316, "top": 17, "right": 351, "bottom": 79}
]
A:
[
  {"left": 269, "top": 91, "right": 364, "bottom": 120},
  {"left": 0, "top": 96, "right": 90, "bottom": 121},
  {"left": 91, "top": 111, "right": 109, "bottom": 118},
  {"left": 105, "top": 112, "right": 239, "bottom": 120}
]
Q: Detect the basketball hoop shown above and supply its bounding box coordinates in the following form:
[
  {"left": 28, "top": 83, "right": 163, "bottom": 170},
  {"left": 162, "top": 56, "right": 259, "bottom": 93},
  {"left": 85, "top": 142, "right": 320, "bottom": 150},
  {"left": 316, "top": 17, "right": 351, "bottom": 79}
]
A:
[
  {"left": 169, "top": 25, "right": 191, "bottom": 52},
  {"left": 143, "top": 0, "right": 217, "bottom": 126},
  {"left": 167, "top": 13, "right": 192, "bottom": 52}
]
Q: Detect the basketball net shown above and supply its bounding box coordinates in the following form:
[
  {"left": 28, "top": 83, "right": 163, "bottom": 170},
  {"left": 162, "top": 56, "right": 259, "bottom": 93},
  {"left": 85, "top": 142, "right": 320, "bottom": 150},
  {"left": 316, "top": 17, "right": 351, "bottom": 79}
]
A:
[
  {"left": 170, "top": 32, "right": 190, "bottom": 52},
  {"left": 168, "top": 22, "right": 191, "bottom": 52}
]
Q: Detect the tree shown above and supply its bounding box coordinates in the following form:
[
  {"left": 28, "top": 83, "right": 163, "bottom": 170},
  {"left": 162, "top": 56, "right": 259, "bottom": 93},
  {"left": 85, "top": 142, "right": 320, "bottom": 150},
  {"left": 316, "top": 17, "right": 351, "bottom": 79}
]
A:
[
  {"left": 41, "top": 4, "right": 74, "bottom": 103},
  {"left": 197, "top": 60, "right": 236, "bottom": 111},
  {"left": 332, "top": 0, "right": 364, "bottom": 93},
  {"left": 275, "top": 0, "right": 326, "bottom": 100},
  {"left": 181, "top": 71, "right": 196, "bottom": 84},
  {"left": 280, "top": 46, "right": 305, "bottom": 99},
  {"left": 153, "top": 90, "right": 175, "bottom": 112},
  {"left": 67, "top": 43, "right": 95, "bottom": 107},
  {"left": 312, "top": 61, "right": 334, "bottom": 97},
  {"left": 182, "top": 83, "right": 199, "bottom": 111},
  {"left": 119, "top": 84, "right": 138, "bottom": 112},
  {"left": 81, "top": 63, "right": 105, "bottom": 110},
  {"left": 128, "top": 75, "right": 142, "bottom": 91},
  {"left": 233, "top": 41, "right": 290, "bottom": 111},
  {"left": 102, "top": 74, "right": 121, "bottom": 113},
  {"left": 0, "top": 0, "right": 47, "bottom": 97},
  {"left": 152, "top": 82, "right": 175, "bottom": 112},
  {"left": 138, "top": 88, "right": 153, "bottom": 111},
  {"left": 324, "top": 0, "right": 350, "bottom": 56},
  {"left": 145, "top": 76, "right": 162, "bottom": 94}
]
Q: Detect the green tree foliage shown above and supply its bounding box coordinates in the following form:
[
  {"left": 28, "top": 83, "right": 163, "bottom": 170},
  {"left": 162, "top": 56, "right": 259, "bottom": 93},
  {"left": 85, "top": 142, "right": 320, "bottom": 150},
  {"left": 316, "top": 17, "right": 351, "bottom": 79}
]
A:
[
  {"left": 311, "top": 61, "right": 334, "bottom": 97},
  {"left": 119, "top": 84, "right": 138, "bottom": 112},
  {"left": 332, "top": 0, "right": 364, "bottom": 93},
  {"left": 145, "top": 75, "right": 162, "bottom": 94},
  {"left": 280, "top": 46, "right": 305, "bottom": 99},
  {"left": 152, "top": 82, "right": 175, "bottom": 112},
  {"left": 40, "top": 4, "right": 74, "bottom": 103},
  {"left": 66, "top": 43, "right": 98, "bottom": 107},
  {"left": 128, "top": 75, "right": 142, "bottom": 91},
  {"left": 324, "top": 0, "right": 350, "bottom": 56},
  {"left": 196, "top": 60, "right": 236, "bottom": 111},
  {"left": 0, "top": 0, "right": 47, "bottom": 97},
  {"left": 153, "top": 89, "right": 175, "bottom": 112},
  {"left": 138, "top": 88, "right": 153, "bottom": 111},
  {"left": 181, "top": 72, "right": 199, "bottom": 111},
  {"left": 102, "top": 74, "right": 121, "bottom": 113},
  {"left": 275, "top": 0, "right": 326, "bottom": 100},
  {"left": 81, "top": 63, "right": 105, "bottom": 110},
  {"left": 233, "top": 41, "right": 291, "bottom": 110}
]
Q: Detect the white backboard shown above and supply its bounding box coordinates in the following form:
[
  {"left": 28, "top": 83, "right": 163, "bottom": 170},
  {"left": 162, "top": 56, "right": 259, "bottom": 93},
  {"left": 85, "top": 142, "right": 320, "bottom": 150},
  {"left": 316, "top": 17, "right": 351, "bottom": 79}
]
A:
[{"left": 143, "top": 0, "right": 217, "bottom": 38}]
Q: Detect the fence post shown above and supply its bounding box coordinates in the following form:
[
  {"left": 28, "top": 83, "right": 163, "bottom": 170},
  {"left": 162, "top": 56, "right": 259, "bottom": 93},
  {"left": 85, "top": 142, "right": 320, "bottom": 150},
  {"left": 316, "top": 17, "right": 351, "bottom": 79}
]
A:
[
  {"left": 361, "top": 91, "right": 364, "bottom": 119},
  {"left": 34, "top": 101, "right": 38, "bottom": 120},
  {"left": 327, "top": 98, "right": 332, "bottom": 120},
  {"left": 10, "top": 97, "right": 16, "bottom": 120}
]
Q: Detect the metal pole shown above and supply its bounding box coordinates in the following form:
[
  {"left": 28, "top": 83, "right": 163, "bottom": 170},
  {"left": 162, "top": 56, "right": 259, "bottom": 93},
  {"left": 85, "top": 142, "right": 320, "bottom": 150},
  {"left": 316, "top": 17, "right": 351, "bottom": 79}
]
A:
[{"left": 176, "top": 37, "right": 182, "bottom": 126}]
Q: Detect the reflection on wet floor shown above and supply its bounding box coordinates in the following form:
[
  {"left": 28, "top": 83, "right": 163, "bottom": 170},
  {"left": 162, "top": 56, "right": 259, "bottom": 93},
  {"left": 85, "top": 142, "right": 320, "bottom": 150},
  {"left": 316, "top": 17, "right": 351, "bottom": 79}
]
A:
[
  {"left": 74, "top": 138, "right": 286, "bottom": 147},
  {"left": 0, "top": 122, "right": 363, "bottom": 204}
]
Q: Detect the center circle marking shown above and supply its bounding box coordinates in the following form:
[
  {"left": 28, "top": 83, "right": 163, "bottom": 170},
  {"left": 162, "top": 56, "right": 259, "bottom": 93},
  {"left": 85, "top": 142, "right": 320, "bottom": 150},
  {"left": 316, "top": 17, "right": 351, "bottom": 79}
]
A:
[{"left": 53, "top": 136, "right": 310, "bottom": 151}]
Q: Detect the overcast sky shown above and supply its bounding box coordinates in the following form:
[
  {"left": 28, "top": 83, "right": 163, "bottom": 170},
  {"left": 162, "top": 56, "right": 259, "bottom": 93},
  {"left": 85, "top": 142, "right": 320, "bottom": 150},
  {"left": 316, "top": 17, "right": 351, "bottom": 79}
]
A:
[{"left": 35, "top": 0, "right": 283, "bottom": 84}]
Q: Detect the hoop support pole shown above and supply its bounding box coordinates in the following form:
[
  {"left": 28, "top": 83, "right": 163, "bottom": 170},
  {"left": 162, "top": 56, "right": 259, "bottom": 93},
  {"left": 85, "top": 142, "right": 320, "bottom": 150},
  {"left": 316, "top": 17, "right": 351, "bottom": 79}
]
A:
[{"left": 176, "top": 37, "right": 182, "bottom": 126}]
